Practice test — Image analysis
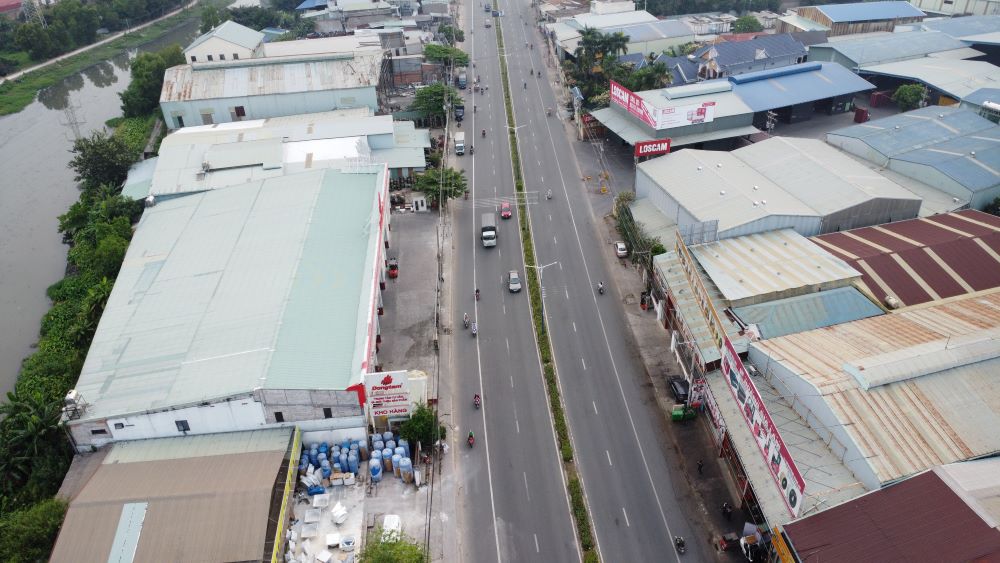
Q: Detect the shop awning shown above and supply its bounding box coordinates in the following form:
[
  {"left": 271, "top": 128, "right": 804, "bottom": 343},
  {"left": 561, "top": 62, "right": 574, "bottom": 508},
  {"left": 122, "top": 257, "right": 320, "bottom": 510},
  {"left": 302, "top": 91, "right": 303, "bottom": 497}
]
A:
[{"left": 589, "top": 107, "right": 760, "bottom": 147}]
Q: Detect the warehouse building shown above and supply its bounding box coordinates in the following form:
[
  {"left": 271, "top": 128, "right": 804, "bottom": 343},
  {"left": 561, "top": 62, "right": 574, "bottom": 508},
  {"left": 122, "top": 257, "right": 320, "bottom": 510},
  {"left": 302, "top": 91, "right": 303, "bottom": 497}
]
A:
[
  {"left": 545, "top": 8, "right": 695, "bottom": 61},
  {"left": 51, "top": 429, "right": 299, "bottom": 563},
  {"left": 827, "top": 106, "right": 1000, "bottom": 209},
  {"left": 64, "top": 165, "right": 390, "bottom": 452},
  {"left": 635, "top": 137, "right": 921, "bottom": 239},
  {"left": 859, "top": 59, "right": 1000, "bottom": 107},
  {"left": 918, "top": 15, "right": 1000, "bottom": 65},
  {"left": 590, "top": 62, "right": 873, "bottom": 149},
  {"left": 183, "top": 20, "right": 265, "bottom": 63},
  {"left": 782, "top": 458, "right": 1000, "bottom": 561},
  {"left": 807, "top": 31, "right": 979, "bottom": 70},
  {"left": 777, "top": 1, "right": 925, "bottom": 36},
  {"left": 811, "top": 210, "right": 1000, "bottom": 308},
  {"left": 689, "top": 34, "right": 807, "bottom": 80},
  {"left": 159, "top": 52, "right": 385, "bottom": 130},
  {"left": 123, "top": 110, "right": 429, "bottom": 200}
]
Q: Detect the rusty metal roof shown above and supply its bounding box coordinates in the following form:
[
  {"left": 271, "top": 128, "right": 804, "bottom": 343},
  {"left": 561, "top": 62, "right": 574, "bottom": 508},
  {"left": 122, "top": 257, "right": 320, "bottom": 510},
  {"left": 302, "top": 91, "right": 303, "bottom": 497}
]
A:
[
  {"left": 811, "top": 210, "right": 1000, "bottom": 308},
  {"left": 752, "top": 289, "right": 1000, "bottom": 485},
  {"left": 784, "top": 467, "right": 1000, "bottom": 563}
]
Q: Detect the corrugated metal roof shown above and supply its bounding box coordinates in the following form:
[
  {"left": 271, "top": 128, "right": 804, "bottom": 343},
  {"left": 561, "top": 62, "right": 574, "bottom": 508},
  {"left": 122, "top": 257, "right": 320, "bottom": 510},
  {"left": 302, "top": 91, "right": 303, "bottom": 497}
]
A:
[
  {"left": 778, "top": 14, "right": 830, "bottom": 32},
  {"left": 890, "top": 127, "right": 1000, "bottom": 194},
  {"left": 691, "top": 229, "right": 862, "bottom": 306},
  {"left": 694, "top": 34, "right": 806, "bottom": 69},
  {"left": 811, "top": 210, "right": 1000, "bottom": 307},
  {"left": 261, "top": 35, "right": 383, "bottom": 57},
  {"left": 74, "top": 167, "right": 384, "bottom": 421},
  {"left": 810, "top": 31, "right": 969, "bottom": 67},
  {"left": 827, "top": 105, "right": 996, "bottom": 162},
  {"left": 920, "top": 14, "right": 1000, "bottom": 39},
  {"left": 50, "top": 428, "right": 292, "bottom": 563},
  {"left": 185, "top": 20, "right": 264, "bottom": 53},
  {"left": 730, "top": 62, "right": 875, "bottom": 113},
  {"left": 733, "top": 286, "right": 883, "bottom": 339},
  {"left": 815, "top": 1, "right": 924, "bottom": 23},
  {"left": 753, "top": 289, "right": 1000, "bottom": 484},
  {"left": 934, "top": 457, "right": 1000, "bottom": 529},
  {"left": 629, "top": 197, "right": 678, "bottom": 244},
  {"left": 861, "top": 59, "right": 1000, "bottom": 100},
  {"left": 784, "top": 468, "right": 1000, "bottom": 562},
  {"left": 734, "top": 137, "right": 921, "bottom": 216},
  {"left": 566, "top": 9, "right": 658, "bottom": 30},
  {"left": 963, "top": 87, "right": 1000, "bottom": 108},
  {"left": 160, "top": 53, "right": 382, "bottom": 102}
]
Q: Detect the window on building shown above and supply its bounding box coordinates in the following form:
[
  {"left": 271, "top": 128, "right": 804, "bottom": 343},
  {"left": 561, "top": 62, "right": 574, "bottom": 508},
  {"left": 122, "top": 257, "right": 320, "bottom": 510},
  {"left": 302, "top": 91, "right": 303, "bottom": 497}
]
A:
[
  {"left": 190, "top": 55, "right": 197, "bottom": 62},
  {"left": 235, "top": 106, "right": 246, "bottom": 117},
  {"left": 201, "top": 112, "right": 213, "bottom": 125},
  {"left": 207, "top": 55, "right": 213, "bottom": 61},
  {"left": 323, "top": 407, "right": 333, "bottom": 419},
  {"left": 220, "top": 54, "right": 225, "bottom": 60},
  {"left": 233, "top": 53, "right": 239, "bottom": 60},
  {"left": 275, "top": 411, "right": 285, "bottom": 423},
  {"left": 176, "top": 115, "right": 185, "bottom": 128},
  {"left": 175, "top": 420, "right": 191, "bottom": 432},
  {"left": 114, "top": 422, "right": 125, "bottom": 429},
  {"left": 91, "top": 429, "right": 108, "bottom": 435}
]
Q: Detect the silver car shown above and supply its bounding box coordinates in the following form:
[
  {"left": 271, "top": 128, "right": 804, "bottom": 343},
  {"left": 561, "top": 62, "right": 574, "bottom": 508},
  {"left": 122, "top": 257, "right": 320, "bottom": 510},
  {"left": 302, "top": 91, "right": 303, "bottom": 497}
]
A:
[{"left": 508, "top": 270, "right": 522, "bottom": 292}]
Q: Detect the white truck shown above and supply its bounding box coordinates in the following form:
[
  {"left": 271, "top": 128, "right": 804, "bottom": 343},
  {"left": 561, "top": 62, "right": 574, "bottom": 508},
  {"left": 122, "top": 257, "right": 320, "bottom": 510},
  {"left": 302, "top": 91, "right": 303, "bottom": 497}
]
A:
[
  {"left": 454, "top": 132, "right": 466, "bottom": 155},
  {"left": 481, "top": 213, "right": 497, "bottom": 247}
]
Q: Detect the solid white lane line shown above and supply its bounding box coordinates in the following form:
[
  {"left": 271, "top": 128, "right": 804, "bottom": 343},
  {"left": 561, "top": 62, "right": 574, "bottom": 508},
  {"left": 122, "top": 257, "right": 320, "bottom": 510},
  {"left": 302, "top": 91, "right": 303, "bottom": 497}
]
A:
[
  {"left": 506, "top": 338, "right": 510, "bottom": 354},
  {"left": 622, "top": 507, "right": 630, "bottom": 527},
  {"left": 516, "top": 418, "right": 520, "bottom": 433},
  {"left": 523, "top": 472, "right": 530, "bottom": 501},
  {"left": 510, "top": 375, "right": 514, "bottom": 388},
  {"left": 606, "top": 450, "right": 613, "bottom": 466},
  {"left": 534, "top": 534, "right": 540, "bottom": 553}
]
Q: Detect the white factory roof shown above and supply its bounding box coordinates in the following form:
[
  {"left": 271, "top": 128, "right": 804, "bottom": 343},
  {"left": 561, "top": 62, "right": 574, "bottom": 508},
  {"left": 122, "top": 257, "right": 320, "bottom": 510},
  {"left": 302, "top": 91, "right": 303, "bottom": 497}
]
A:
[
  {"left": 861, "top": 59, "right": 1000, "bottom": 100},
  {"left": 689, "top": 229, "right": 862, "bottom": 307},
  {"left": 185, "top": 20, "right": 264, "bottom": 53},
  {"left": 160, "top": 52, "right": 382, "bottom": 102},
  {"left": 74, "top": 166, "right": 385, "bottom": 422},
  {"left": 260, "top": 35, "right": 384, "bottom": 57},
  {"left": 126, "top": 110, "right": 427, "bottom": 199},
  {"left": 752, "top": 289, "right": 1000, "bottom": 485}
]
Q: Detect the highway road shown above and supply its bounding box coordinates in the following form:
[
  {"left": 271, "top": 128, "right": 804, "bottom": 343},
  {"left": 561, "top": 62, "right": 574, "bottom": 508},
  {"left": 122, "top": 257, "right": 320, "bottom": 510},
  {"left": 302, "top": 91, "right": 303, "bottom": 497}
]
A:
[
  {"left": 452, "top": 0, "right": 711, "bottom": 561},
  {"left": 450, "top": 0, "right": 579, "bottom": 561}
]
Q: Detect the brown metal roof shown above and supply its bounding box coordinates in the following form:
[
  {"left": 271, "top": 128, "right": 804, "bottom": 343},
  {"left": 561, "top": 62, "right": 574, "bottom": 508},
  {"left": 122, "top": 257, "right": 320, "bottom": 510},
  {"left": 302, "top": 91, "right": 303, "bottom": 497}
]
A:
[
  {"left": 811, "top": 210, "right": 1000, "bottom": 307},
  {"left": 50, "top": 440, "right": 290, "bottom": 563},
  {"left": 784, "top": 470, "right": 1000, "bottom": 563}
]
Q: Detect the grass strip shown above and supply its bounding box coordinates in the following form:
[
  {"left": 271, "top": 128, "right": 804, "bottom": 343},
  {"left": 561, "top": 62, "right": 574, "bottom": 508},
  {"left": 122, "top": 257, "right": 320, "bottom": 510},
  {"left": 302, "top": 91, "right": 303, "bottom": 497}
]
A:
[{"left": 492, "top": 10, "right": 598, "bottom": 562}]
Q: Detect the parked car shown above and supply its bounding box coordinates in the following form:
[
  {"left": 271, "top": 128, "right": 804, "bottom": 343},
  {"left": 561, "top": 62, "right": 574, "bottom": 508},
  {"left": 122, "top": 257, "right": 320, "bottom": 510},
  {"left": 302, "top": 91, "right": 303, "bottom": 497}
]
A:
[
  {"left": 508, "top": 270, "right": 522, "bottom": 292},
  {"left": 500, "top": 201, "right": 512, "bottom": 219},
  {"left": 668, "top": 377, "right": 689, "bottom": 404},
  {"left": 615, "top": 241, "right": 628, "bottom": 258}
]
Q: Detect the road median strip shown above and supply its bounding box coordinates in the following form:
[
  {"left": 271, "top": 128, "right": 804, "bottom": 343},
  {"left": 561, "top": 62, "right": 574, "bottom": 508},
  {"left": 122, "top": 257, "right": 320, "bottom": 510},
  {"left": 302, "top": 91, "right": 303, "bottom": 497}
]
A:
[{"left": 491, "top": 10, "right": 598, "bottom": 562}]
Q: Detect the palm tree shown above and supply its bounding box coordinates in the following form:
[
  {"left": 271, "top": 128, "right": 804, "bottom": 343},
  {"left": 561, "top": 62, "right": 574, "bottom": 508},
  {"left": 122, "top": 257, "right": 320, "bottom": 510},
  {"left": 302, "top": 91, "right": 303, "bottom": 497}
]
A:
[
  {"left": 0, "top": 390, "right": 64, "bottom": 463},
  {"left": 73, "top": 276, "right": 115, "bottom": 347},
  {"left": 605, "top": 31, "right": 630, "bottom": 59}
]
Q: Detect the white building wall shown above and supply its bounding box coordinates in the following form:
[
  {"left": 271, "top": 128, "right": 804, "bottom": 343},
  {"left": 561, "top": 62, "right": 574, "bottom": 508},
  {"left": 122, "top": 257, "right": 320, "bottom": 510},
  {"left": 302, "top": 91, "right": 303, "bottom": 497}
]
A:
[
  {"left": 886, "top": 160, "right": 976, "bottom": 204},
  {"left": 185, "top": 37, "right": 260, "bottom": 64},
  {"left": 748, "top": 345, "right": 881, "bottom": 490},
  {"left": 635, "top": 166, "right": 698, "bottom": 226},
  {"left": 721, "top": 214, "right": 822, "bottom": 239},
  {"left": 161, "top": 86, "right": 379, "bottom": 130},
  {"left": 911, "top": 0, "right": 1000, "bottom": 15},
  {"left": 825, "top": 134, "right": 891, "bottom": 167},
  {"left": 626, "top": 36, "right": 695, "bottom": 56}
]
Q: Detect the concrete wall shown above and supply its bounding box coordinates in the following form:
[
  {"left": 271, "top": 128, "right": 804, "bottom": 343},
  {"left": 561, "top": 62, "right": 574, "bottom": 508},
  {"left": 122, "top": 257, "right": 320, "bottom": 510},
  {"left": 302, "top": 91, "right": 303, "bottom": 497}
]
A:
[
  {"left": 748, "top": 345, "right": 881, "bottom": 490},
  {"left": 185, "top": 37, "right": 261, "bottom": 63},
  {"left": 161, "top": 86, "right": 378, "bottom": 129},
  {"left": 261, "top": 389, "right": 364, "bottom": 423}
]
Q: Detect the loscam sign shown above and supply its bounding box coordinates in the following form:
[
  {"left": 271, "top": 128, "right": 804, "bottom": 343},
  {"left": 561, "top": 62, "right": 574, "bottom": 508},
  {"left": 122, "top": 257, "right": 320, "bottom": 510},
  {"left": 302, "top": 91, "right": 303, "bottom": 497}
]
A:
[
  {"left": 634, "top": 139, "right": 672, "bottom": 157},
  {"left": 365, "top": 370, "right": 412, "bottom": 418}
]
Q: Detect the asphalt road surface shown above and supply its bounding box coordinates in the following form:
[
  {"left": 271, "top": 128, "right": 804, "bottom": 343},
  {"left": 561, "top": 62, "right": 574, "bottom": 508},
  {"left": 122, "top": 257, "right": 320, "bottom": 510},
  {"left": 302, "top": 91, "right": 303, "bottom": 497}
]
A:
[
  {"left": 452, "top": 0, "right": 710, "bottom": 561},
  {"left": 450, "top": 0, "right": 579, "bottom": 561}
]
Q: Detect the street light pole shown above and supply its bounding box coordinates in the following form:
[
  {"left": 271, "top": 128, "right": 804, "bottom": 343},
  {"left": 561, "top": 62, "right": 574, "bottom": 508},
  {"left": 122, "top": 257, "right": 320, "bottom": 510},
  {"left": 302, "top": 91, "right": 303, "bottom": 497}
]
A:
[{"left": 526, "top": 261, "right": 559, "bottom": 327}]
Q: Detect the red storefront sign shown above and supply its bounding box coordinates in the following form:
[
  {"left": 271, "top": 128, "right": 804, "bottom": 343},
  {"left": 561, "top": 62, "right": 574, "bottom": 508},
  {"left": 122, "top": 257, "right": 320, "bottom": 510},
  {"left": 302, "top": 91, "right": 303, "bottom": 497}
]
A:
[{"left": 634, "top": 139, "right": 672, "bottom": 157}]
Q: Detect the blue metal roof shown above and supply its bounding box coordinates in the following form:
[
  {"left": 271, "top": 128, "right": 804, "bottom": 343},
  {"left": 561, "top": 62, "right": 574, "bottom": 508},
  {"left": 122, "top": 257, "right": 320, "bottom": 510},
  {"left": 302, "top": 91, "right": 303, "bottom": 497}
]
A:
[
  {"left": 816, "top": 1, "right": 924, "bottom": 23},
  {"left": 828, "top": 106, "right": 995, "bottom": 158},
  {"left": 810, "top": 31, "right": 969, "bottom": 67},
  {"left": 964, "top": 87, "right": 1000, "bottom": 108},
  {"left": 295, "top": 0, "right": 325, "bottom": 10},
  {"left": 729, "top": 62, "right": 875, "bottom": 112},
  {"left": 892, "top": 127, "right": 1000, "bottom": 194},
  {"left": 920, "top": 15, "right": 1000, "bottom": 38},
  {"left": 733, "top": 287, "right": 883, "bottom": 340},
  {"left": 694, "top": 34, "right": 806, "bottom": 69}
]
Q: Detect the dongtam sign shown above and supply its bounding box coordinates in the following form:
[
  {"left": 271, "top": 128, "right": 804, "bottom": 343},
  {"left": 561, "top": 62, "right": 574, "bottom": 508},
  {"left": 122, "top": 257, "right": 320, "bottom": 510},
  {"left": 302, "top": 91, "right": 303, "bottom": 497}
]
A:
[
  {"left": 634, "top": 139, "right": 672, "bottom": 157},
  {"left": 365, "top": 370, "right": 412, "bottom": 418}
]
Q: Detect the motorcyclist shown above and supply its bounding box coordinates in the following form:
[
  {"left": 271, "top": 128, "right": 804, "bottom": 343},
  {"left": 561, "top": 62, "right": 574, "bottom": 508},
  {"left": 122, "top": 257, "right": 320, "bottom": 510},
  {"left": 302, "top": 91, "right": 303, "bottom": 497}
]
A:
[
  {"left": 474, "top": 105, "right": 477, "bottom": 113},
  {"left": 464, "top": 312, "right": 470, "bottom": 327},
  {"left": 470, "top": 145, "right": 475, "bottom": 155},
  {"left": 482, "top": 129, "right": 486, "bottom": 138},
  {"left": 475, "top": 288, "right": 480, "bottom": 300},
  {"left": 530, "top": 69, "right": 534, "bottom": 76},
  {"left": 598, "top": 281, "right": 605, "bottom": 294},
  {"left": 546, "top": 188, "right": 552, "bottom": 199},
  {"left": 474, "top": 393, "right": 481, "bottom": 407},
  {"left": 546, "top": 107, "right": 552, "bottom": 116},
  {"left": 523, "top": 81, "right": 527, "bottom": 89}
]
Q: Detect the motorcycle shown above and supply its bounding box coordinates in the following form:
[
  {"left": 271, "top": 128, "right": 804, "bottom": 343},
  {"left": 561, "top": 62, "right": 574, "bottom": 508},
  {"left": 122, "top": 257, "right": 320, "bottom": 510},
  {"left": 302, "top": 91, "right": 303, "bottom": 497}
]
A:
[
  {"left": 470, "top": 145, "right": 475, "bottom": 155},
  {"left": 598, "top": 282, "right": 605, "bottom": 295},
  {"left": 545, "top": 189, "right": 552, "bottom": 200},
  {"left": 674, "top": 536, "right": 686, "bottom": 554},
  {"left": 471, "top": 322, "right": 478, "bottom": 337},
  {"left": 475, "top": 289, "right": 480, "bottom": 301},
  {"left": 482, "top": 129, "right": 486, "bottom": 138},
  {"left": 474, "top": 395, "right": 481, "bottom": 409},
  {"left": 468, "top": 433, "right": 475, "bottom": 448},
  {"left": 464, "top": 314, "right": 470, "bottom": 329}
]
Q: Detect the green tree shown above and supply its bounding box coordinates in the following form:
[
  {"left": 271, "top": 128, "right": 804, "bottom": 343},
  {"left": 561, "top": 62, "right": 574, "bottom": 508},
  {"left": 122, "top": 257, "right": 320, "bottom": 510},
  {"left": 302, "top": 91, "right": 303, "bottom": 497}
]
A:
[
  {"left": 52, "top": 0, "right": 100, "bottom": 46},
  {"left": 0, "top": 498, "right": 67, "bottom": 563},
  {"left": 732, "top": 15, "right": 763, "bottom": 33},
  {"left": 358, "top": 527, "right": 427, "bottom": 563},
  {"left": 119, "top": 50, "right": 168, "bottom": 117},
  {"left": 438, "top": 24, "right": 465, "bottom": 45},
  {"left": 0, "top": 390, "right": 65, "bottom": 477},
  {"left": 423, "top": 43, "right": 469, "bottom": 67},
  {"left": 984, "top": 197, "right": 1000, "bottom": 217},
  {"left": 892, "top": 83, "right": 927, "bottom": 111},
  {"left": 398, "top": 404, "right": 445, "bottom": 450},
  {"left": 604, "top": 31, "right": 629, "bottom": 58},
  {"left": 410, "top": 82, "right": 461, "bottom": 119},
  {"left": 200, "top": 5, "right": 222, "bottom": 33},
  {"left": 415, "top": 167, "right": 467, "bottom": 205},
  {"left": 69, "top": 131, "right": 136, "bottom": 188},
  {"left": 14, "top": 22, "right": 56, "bottom": 60}
]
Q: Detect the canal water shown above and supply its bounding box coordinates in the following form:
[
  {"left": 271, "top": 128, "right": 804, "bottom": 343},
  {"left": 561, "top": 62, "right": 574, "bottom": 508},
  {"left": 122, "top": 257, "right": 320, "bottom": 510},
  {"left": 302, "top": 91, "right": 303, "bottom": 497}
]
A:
[{"left": 0, "top": 20, "right": 198, "bottom": 399}]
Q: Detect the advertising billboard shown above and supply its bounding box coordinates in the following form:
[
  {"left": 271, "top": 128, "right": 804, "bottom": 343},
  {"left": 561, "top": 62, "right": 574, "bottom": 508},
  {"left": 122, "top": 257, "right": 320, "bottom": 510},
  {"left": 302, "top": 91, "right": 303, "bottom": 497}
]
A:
[
  {"left": 610, "top": 80, "right": 717, "bottom": 130},
  {"left": 674, "top": 232, "right": 805, "bottom": 518},
  {"left": 634, "top": 139, "right": 672, "bottom": 157},
  {"left": 365, "top": 370, "right": 412, "bottom": 418}
]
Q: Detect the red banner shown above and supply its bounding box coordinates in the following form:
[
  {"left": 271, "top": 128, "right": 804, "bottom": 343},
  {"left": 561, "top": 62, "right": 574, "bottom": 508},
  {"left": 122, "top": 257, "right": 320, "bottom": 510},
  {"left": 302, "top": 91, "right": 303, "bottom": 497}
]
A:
[
  {"left": 634, "top": 139, "right": 671, "bottom": 157},
  {"left": 609, "top": 80, "right": 657, "bottom": 129}
]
